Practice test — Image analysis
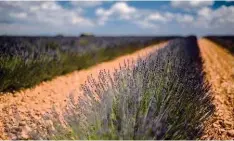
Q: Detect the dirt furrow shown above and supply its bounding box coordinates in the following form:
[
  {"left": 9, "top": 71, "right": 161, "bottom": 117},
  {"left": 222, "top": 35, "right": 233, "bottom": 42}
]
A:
[
  {"left": 0, "top": 43, "right": 166, "bottom": 139},
  {"left": 198, "top": 38, "right": 234, "bottom": 140}
]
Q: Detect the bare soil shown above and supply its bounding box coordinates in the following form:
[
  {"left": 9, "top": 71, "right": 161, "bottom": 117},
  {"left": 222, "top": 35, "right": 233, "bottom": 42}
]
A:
[
  {"left": 199, "top": 38, "right": 234, "bottom": 140},
  {"left": 0, "top": 43, "right": 166, "bottom": 139}
]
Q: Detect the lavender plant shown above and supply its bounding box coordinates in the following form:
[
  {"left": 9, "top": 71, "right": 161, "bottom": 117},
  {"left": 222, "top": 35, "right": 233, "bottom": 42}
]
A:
[{"left": 32, "top": 36, "right": 214, "bottom": 140}]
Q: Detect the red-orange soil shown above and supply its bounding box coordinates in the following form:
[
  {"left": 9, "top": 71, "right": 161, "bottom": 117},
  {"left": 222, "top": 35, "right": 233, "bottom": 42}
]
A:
[{"left": 199, "top": 38, "right": 234, "bottom": 140}]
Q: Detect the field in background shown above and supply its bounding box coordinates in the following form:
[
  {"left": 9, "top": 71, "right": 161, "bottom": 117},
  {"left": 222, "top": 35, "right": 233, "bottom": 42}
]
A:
[
  {"left": 0, "top": 36, "right": 176, "bottom": 93},
  {"left": 205, "top": 36, "right": 234, "bottom": 54}
]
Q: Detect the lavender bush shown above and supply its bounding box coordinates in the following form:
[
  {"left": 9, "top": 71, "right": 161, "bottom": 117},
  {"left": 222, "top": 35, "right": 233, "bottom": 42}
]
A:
[{"left": 32, "top": 36, "right": 214, "bottom": 140}]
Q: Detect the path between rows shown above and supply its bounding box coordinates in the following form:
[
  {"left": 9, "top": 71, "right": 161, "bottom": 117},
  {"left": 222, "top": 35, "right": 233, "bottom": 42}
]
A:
[
  {"left": 0, "top": 42, "right": 166, "bottom": 139},
  {"left": 199, "top": 38, "right": 234, "bottom": 140}
]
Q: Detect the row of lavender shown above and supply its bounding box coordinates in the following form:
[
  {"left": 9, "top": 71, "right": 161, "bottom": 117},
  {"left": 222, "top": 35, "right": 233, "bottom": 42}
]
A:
[
  {"left": 205, "top": 36, "right": 234, "bottom": 54},
  {"left": 33, "top": 36, "right": 214, "bottom": 139},
  {"left": 0, "top": 36, "right": 175, "bottom": 92},
  {"left": 0, "top": 36, "right": 173, "bottom": 58}
]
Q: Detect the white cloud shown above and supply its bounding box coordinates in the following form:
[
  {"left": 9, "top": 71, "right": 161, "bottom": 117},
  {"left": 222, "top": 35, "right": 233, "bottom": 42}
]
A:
[
  {"left": 9, "top": 12, "right": 27, "bottom": 19},
  {"left": 171, "top": 0, "right": 214, "bottom": 10},
  {"left": 175, "top": 14, "right": 194, "bottom": 23},
  {"left": 195, "top": 5, "right": 234, "bottom": 28},
  {"left": 71, "top": 15, "right": 94, "bottom": 26},
  {"left": 71, "top": 1, "right": 102, "bottom": 8},
  {"left": 96, "top": 2, "right": 136, "bottom": 16},
  {"left": 147, "top": 13, "right": 168, "bottom": 22},
  {"left": 96, "top": 2, "right": 163, "bottom": 28},
  {"left": 30, "top": 6, "right": 40, "bottom": 12},
  {"left": 141, "top": 12, "right": 195, "bottom": 28},
  {"left": 96, "top": 8, "right": 112, "bottom": 17},
  {"left": 96, "top": 2, "right": 136, "bottom": 25},
  {"left": 0, "top": 1, "right": 94, "bottom": 27},
  {"left": 111, "top": 2, "right": 136, "bottom": 15},
  {"left": 95, "top": 2, "right": 196, "bottom": 29},
  {"left": 134, "top": 20, "right": 158, "bottom": 29},
  {"left": 198, "top": 7, "right": 211, "bottom": 17},
  {"left": 41, "top": 2, "right": 60, "bottom": 10}
]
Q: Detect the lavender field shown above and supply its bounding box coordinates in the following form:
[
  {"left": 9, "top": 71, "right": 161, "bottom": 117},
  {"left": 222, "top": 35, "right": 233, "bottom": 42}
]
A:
[{"left": 1, "top": 1, "right": 233, "bottom": 140}]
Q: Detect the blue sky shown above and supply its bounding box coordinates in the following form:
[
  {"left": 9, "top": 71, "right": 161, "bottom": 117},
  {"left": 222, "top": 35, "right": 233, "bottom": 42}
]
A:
[{"left": 0, "top": 1, "right": 234, "bottom": 36}]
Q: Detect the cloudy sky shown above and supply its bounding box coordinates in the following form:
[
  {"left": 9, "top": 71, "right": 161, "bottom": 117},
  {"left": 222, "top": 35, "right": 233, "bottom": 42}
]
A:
[{"left": 0, "top": 0, "right": 234, "bottom": 36}]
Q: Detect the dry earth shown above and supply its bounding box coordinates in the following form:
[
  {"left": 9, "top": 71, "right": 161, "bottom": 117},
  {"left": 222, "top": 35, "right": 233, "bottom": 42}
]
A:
[
  {"left": 199, "top": 38, "right": 234, "bottom": 140},
  {"left": 0, "top": 43, "right": 166, "bottom": 139}
]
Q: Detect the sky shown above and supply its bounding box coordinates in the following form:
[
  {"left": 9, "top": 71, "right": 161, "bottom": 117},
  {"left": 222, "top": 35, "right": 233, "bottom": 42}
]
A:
[{"left": 0, "top": 0, "right": 234, "bottom": 36}]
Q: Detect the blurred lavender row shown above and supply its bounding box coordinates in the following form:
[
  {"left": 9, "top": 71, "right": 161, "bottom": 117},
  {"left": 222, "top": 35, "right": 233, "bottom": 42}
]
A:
[
  {"left": 0, "top": 35, "right": 175, "bottom": 92},
  {"left": 0, "top": 36, "right": 176, "bottom": 60}
]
